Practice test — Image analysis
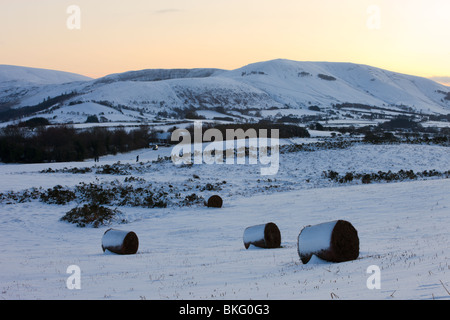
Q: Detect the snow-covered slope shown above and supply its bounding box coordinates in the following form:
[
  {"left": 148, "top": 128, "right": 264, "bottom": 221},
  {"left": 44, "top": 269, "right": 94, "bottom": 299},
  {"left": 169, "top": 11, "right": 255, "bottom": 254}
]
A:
[
  {"left": 223, "top": 59, "right": 450, "bottom": 114},
  {"left": 94, "top": 68, "right": 225, "bottom": 84},
  {"left": 0, "top": 65, "right": 92, "bottom": 113},
  {"left": 1, "top": 60, "right": 449, "bottom": 123},
  {"left": 0, "top": 65, "right": 92, "bottom": 85}
]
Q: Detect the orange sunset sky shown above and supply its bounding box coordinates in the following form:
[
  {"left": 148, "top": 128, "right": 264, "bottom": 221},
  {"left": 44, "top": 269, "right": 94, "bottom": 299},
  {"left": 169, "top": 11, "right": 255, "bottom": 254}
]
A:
[{"left": 1, "top": 0, "right": 449, "bottom": 85}]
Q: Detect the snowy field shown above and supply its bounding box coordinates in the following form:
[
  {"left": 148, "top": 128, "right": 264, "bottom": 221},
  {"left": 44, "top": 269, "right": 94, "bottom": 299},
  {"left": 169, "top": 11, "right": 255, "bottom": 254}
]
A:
[{"left": 0, "top": 141, "right": 449, "bottom": 300}]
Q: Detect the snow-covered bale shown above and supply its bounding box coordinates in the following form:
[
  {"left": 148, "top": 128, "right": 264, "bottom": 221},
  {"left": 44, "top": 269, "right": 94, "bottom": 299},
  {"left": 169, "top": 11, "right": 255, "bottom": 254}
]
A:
[
  {"left": 243, "top": 223, "right": 281, "bottom": 249},
  {"left": 297, "top": 220, "right": 359, "bottom": 264},
  {"left": 101, "top": 229, "right": 139, "bottom": 255},
  {"left": 206, "top": 195, "right": 223, "bottom": 208}
]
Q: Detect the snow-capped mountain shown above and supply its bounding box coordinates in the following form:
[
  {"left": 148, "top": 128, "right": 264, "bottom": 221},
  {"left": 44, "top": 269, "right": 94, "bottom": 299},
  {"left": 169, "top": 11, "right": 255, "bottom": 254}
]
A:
[
  {"left": 0, "top": 65, "right": 92, "bottom": 85},
  {"left": 226, "top": 60, "right": 450, "bottom": 114},
  {"left": 1, "top": 59, "right": 449, "bottom": 124},
  {"left": 0, "top": 65, "right": 92, "bottom": 114}
]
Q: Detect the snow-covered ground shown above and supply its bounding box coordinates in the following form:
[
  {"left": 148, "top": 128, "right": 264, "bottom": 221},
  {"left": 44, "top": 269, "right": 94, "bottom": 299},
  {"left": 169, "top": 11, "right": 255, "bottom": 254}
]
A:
[
  {"left": 0, "top": 65, "right": 92, "bottom": 85},
  {"left": 0, "top": 141, "right": 449, "bottom": 300}
]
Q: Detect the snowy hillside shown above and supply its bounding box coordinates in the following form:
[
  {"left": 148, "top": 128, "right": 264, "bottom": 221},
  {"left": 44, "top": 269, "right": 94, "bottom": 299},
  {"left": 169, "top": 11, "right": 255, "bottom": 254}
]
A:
[
  {"left": 1, "top": 60, "right": 449, "bottom": 125},
  {"left": 0, "top": 65, "right": 92, "bottom": 115},
  {"left": 94, "top": 68, "right": 225, "bottom": 84},
  {"left": 0, "top": 65, "right": 92, "bottom": 85},
  {"left": 224, "top": 60, "right": 450, "bottom": 114}
]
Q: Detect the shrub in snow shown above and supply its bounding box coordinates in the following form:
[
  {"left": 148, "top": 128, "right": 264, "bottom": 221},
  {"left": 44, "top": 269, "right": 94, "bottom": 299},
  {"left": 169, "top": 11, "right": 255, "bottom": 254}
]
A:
[
  {"left": 181, "top": 193, "right": 205, "bottom": 207},
  {"left": 75, "top": 183, "right": 115, "bottom": 205},
  {"left": 200, "top": 183, "right": 223, "bottom": 192},
  {"left": 40, "top": 185, "right": 76, "bottom": 205},
  {"left": 141, "top": 190, "right": 168, "bottom": 208},
  {"left": 361, "top": 174, "right": 372, "bottom": 184},
  {"left": 96, "top": 163, "right": 131, "bottom": 175},
  {"left": 60, "top": 204, "right": 126, "bottom": 228}
]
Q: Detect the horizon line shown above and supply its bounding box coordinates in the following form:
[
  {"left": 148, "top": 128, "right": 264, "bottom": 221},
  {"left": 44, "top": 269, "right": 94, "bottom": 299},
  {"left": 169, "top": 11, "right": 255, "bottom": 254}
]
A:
[{"left": 1, "top": 60, "right": 449, "bottom": 86}]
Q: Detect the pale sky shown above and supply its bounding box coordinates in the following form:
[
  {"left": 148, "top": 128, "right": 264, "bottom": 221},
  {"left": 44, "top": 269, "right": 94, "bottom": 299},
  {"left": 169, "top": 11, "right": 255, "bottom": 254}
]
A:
[{"left": 0, "top": 0, "right": 449, "bottom": 83}]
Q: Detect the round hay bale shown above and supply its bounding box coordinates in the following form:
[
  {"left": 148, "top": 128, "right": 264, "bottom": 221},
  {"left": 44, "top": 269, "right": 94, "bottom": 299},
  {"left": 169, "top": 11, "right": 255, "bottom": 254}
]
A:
[
  {"left": 207, "top": 195, "right": 223, "bottom": 208},
  {"left": 243, "top": 222, "right": 281, "bottom": 249},
  {"left": 101, "top": 229, "right": 139, "bottom": 255},
  {"left": 297, "top": 220, "right": 359, "bottom": 264}
]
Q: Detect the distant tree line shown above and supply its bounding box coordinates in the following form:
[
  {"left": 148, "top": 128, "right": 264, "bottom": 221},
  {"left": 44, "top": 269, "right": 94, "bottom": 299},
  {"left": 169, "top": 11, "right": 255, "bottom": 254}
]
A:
[
  {"left": 317, "top": 74, "right": 337, "bottom": 81},
  {"left": 0, "top": 92, "right": 79, "bottom": 122},
  {"left": 182, "top": 122, "right": 310, "bottom": 140},
  {"left": 0, "top": 124, "right": 150, "bottom": 163},
  {"left": 428, "top": 114, "right": 450, "bottom": 122}
]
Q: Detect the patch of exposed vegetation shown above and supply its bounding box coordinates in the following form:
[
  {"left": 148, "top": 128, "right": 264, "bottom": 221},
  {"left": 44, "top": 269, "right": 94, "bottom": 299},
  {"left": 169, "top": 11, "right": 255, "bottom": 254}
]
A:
[{"left": 60, "top": 204, "right": 126, "bottom": 228}]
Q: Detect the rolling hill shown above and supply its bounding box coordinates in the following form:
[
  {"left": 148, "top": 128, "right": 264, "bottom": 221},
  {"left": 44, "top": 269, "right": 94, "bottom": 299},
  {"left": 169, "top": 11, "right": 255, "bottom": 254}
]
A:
[{"left": 1, "top": 59, "right": 449, "bottom": 125}]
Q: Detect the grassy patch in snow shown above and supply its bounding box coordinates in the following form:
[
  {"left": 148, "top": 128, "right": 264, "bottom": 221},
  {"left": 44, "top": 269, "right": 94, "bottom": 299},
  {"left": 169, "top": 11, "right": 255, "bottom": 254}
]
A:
[{"left": 60, "top": 204, "right": 126, "bottom": 228}]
